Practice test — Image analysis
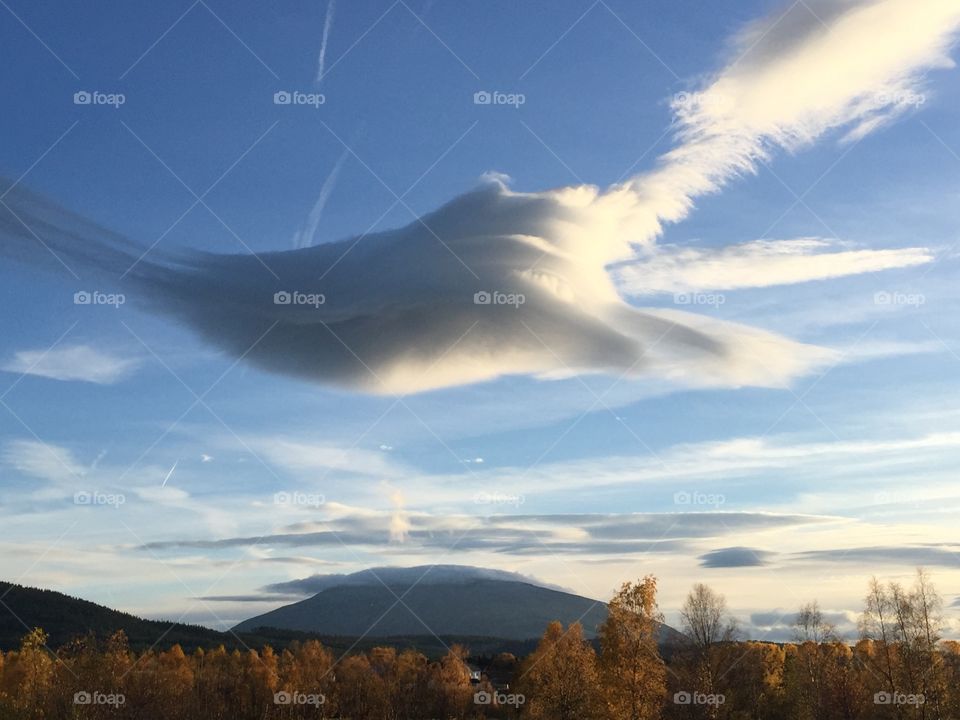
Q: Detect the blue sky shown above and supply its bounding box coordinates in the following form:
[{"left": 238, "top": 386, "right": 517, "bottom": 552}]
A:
[{"left": 2, "top": 0, "right": 960, "bottom": 641}]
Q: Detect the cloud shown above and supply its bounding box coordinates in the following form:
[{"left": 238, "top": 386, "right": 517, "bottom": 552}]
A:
[
  {"left": 259, "top": 564, "right": 565, "bottom": 597},
  {"left": 794, "top": 545, "right": 960, "bottom": 568},
  {"left": 699, "top": 546, "right": 774, "bottom": 568},
  {"left": 137, "top": 510, "right": 834, "bottom": 556},
  {"left": 196, "top": 593, "right": 303, "bottom": 603},
  {"left": 750, "top": 609, "right": 854, "bottom": 627},
  {"left": 404, "top": 429, "right": 960, "bottom": 504},
  {"left": 1, "top": 344, "right": 140, "bottom": 384},
  {"left": 622, "top": 0, "right": 960, "bottom": 236},
  {"left": 2, "top": 439, "right": 85, "bottom": 483},
  {"left": 617, "top": 239, "right": 933, "bottom": 295},
  {"left": 387, "top": 486, "right": 410, "bottom": 543},
  {"left": 252, "top": 437, "right": 405, "bottom": 478},
  {"left": 0, "top": 180, "right": 835, "bottom": 394},
  {"left": 747, "top": 608, "right": 860, "bottom": 641},
  {"left": 2, "top": 0, "right": 958, "bottom": 395}
]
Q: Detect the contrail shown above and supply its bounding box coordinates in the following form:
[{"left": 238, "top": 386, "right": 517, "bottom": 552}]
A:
[
  {"left": 162, "top": 459, "right": 179, "bottom": 487},
  {"left": 315, "top": 0, "right": 335, "bottom": 83},
  {"left": 292, "top": 147, "right": 349, "bottom": 249}
]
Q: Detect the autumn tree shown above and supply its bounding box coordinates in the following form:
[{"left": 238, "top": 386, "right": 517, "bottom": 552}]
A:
[
  {"left": 520, "top": 621, "right": 601, "bottom": 720},
  {"left": 598, "top": 575, "right": 668, "bottom": 720},
  {"left": 859, "top": 569, "right": 947, "bottom": 717},
  {"left": 335, "top": 653, "right": 384, "bottom": 720},
  {"left": 7, "top": 628, "right": 55, "bottom": 719},
  {"left": 675, "top": 583, "right": 738, "bottom": 718},
  {"left": 724, "top": 640, "right": 786, "bottom": 719},
  {"left": 428, "top": 644, "right": 473, "bottom": 719},
  {"left": 786, "top": 601, "right": 840, "bottom": 720}
]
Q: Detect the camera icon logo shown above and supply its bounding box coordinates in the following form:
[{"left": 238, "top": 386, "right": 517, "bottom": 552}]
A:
[
  {"left": 74, "top": 290, "right": 92, "bottom": 305},
  {"left": 673, "top": 491, "right": 691, "bottom": 505},
  {"left": 474, "top": 291, "right": 491, "bottom": 305},
  {"left": 673, "top": 691, "right": 692, "bottom": 705},
  {"left": 274, "top": 691, "right": 292, "bottom": 705},
  {"left": 474, "top": 690, "right": 492, "bottom": 705},
  {"left": 274, "top": 291, "right": 292, "bottom": 305},
  {"left": 274, "top": 91, "right": 292, "bottom": 105},
  {"left": 73, "top": 91, "right": 92, "bottom": 105},
  {"left": 74, "top": 491, "right": 92, "bottom": 505},
  {"left": 474, "top": 91, "right": 492, "bottom": 105},
  {"left": 74, "top": 691, "right": 92, "bottom": 705}
]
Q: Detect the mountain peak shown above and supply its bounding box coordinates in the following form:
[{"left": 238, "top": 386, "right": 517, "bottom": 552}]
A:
[{"left": 262, "top": 564, "right": 567, "bottom": 597}]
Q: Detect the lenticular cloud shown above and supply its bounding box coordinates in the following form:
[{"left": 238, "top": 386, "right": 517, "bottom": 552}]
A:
[
  {"left": 0, "top": 179, "right": 833, "bottom": 393},
  {"left": 2, "top": 0, "right": 959, "bottom": 395}
]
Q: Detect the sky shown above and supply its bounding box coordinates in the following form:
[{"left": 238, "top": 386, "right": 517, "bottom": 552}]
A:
[{"left": 2, "top": 0, "right": 960, "bottom": 643}]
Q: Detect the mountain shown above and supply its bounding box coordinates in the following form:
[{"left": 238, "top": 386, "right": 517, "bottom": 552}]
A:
[
  {"left": 0, "top": 568, "right": 682, "bottom": 655},
  {"left": 234, "top": 565, "right": 680, "bottom": 643},
  {"left": 0, "top": 579, "right": 536, "bottom": 658},
  {"left": 0, "top": 581, "right": 227, "bottom": 651}
]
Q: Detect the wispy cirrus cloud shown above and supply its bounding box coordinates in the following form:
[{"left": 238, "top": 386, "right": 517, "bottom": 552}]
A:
[
  {"left": 2, "top": 439, "right": 86, "bottom": 483},
  {"left": 2, "top": 344, "right": 140, "bottom": 385},
  {"left": 617, "top": 238, "right": 933, "bottom": 295}
]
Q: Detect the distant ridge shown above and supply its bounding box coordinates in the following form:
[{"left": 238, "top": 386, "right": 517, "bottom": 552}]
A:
[{"left": 0, "top": 581, "right": 225, "bottom": 651}]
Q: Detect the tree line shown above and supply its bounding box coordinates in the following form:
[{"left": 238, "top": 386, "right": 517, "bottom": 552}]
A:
[{"left": 1, "top": 569, "right": 958, "bottom": 719}]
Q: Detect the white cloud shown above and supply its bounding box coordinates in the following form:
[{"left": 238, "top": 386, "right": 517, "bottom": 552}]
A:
[
  {"left": 620, "top": 0, "right": 960, "bottom": 240},
  {"left": 2, "top": 344, "right": 139, "bottom": 384},
  {"left": 2, "top": 439, "right": 86, "bottom": 483},
  {"left": 617, "top": 238, "right": 933, "bottom": 294},
  {"left": 253, "top": 437, "right": 407, "bottom": 478}
]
